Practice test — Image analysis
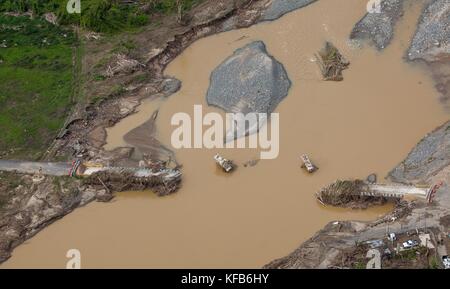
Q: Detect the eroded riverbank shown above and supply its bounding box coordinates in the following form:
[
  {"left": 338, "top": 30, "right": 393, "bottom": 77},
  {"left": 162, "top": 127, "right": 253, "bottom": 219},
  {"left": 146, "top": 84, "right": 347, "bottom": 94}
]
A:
[{"left": 2, "top": 0, "right": 449, "bottom": 268}]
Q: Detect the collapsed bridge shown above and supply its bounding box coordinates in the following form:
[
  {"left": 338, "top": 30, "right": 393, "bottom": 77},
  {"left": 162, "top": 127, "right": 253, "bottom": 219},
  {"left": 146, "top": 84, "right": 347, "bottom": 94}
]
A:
[
  {"left": 0, "top": 159, "right": 182, "bottom": 196},
  {"left": 316, "top": 180, "right": 442, "bottom": 206}
]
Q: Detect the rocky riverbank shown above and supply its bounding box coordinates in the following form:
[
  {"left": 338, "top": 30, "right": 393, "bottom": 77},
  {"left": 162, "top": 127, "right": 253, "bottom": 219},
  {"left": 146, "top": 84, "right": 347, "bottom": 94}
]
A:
[
  {"left": 1, "top": 0, "right": 449, "bottom": 268},
  {"left": 0, "top": 172, "right": 111, "bottom": 263},
  {"left": 0, "top": 0, "right": 326, "bottom": 265},
  {"left": 46, "top": 0, "right": 319, "bottom": 166},
  {"left": 265, "top": 121, "right": 450, "bottom": 268},
  {"left": 351, "top": 0, "right": 450, "bottom": 109},
  {"left": 265, "top": 0, "right": 450, "bottom": 269}
]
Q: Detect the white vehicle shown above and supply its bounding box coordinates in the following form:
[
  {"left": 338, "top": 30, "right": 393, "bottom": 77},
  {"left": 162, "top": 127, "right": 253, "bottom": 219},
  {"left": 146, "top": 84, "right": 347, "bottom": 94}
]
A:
[
  {"left": 443, "top": 256, "right": 450, "bottom": 269},
  {"left": 402, "top": 240, "right": 419, "bottom": 249},
  {"left": 387, "top": 233, "right": 396, "bottom": 242}
]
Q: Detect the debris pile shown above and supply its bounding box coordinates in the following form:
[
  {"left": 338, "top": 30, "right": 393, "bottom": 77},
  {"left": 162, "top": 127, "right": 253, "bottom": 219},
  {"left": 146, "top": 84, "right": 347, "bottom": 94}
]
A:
[
  {"left": 316, "top": 42, "right": 350, "bottom": 81},
  {"left": 106, "top": 53, "right": 145, "bottom": 77},
  {"left": 85, "top": 169, "right": 182, "bottom": 196},
  {"left": 316, "top": 179, "right": 387, "bottom": 208}
]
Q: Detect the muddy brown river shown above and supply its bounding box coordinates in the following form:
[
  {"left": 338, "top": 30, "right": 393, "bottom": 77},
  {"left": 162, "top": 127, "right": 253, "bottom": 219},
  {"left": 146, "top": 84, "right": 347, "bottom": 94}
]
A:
[{"left": 2, "top": 0, "right": 449, "bottom": 268}]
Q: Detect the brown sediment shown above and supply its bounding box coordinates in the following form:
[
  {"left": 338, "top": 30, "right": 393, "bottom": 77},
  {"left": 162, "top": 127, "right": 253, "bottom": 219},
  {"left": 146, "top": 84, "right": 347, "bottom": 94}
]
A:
[
  {"left": 122, "top": 110, "right": 175, "bottom": 163},
  {"left": 429, "top": 61, "right": 450, "bottom": 110},
  {"left": 44, "top": 0, "right": 271, "bottom": 164},
  {"left": 2, "top": 0, "right": 449, "bottom": 269}
]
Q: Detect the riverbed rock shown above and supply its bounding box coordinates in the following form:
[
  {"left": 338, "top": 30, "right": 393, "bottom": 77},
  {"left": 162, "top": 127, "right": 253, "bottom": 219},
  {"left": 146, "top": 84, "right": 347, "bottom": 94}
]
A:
[
  {"left": 261, "top": 0, "right": 317, "bottom": 21},
  {"left": 206, "top": 41, "right": 291, "bottom": 140},
  {"left": 350, "top": 0, "right": 404, "bottom": 50},
  {"left": 407, "top": 0, "right": 450, "bottom": 62},
  {"left": 388, "top": 120, "right": 450, "bottom": 184},
  {"left": 366, "top": 173, "right": 377, "bottom": 184},
  {"left": 206, "top": 41, "right": 291, "bottom": 115}
]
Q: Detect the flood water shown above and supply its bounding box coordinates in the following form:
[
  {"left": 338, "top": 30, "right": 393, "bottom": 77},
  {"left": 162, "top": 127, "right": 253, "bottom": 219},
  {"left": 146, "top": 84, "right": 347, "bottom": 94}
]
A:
[{"left": 2, "top": 0, "right": 449, "bottom": 268}]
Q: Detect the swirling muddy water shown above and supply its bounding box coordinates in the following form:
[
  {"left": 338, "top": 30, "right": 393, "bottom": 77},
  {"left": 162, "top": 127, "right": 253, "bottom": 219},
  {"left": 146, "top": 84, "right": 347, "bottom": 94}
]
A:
[{"left": 3, "top": 0, "right": 449, "bottom": 268}]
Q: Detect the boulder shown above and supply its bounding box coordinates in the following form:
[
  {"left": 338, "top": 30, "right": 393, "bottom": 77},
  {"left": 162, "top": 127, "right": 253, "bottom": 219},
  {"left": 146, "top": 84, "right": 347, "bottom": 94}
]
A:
[
  {"left": 408, "top": 0, "right": 450, "bottom": 62},
  {"left": 350, "top": 0, "right": 404, "bottom": 50},
  {"left": 206, "top": 41, "right": 291, "bottom": 140},
  {"left": 261, "top": 0, "right": 317, "bottom": 21},
  {"left": 388, "top": 120, "right": 450, "bottom": 184}
]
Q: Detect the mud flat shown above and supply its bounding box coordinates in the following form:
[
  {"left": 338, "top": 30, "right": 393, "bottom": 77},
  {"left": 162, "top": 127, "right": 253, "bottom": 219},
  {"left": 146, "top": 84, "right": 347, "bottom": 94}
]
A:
[{"left": 2, "top": 0, "right": 449, "bottom": 268}]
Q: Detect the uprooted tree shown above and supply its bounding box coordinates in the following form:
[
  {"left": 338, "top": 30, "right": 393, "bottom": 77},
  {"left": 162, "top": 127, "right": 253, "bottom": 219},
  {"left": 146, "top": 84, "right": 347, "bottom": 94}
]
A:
[{"left": 316, "top": 42, "right": 350, "bottom": 81}]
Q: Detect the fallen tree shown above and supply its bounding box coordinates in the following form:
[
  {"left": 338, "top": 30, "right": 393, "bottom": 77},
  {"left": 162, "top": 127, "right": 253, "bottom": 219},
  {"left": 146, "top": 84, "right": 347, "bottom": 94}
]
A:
[
  {"left": 316, "top": 42, "right": 350, "bottom": 81},
  {"left": 84, "top": 169, "right": 182, "bottom": 196},
  {"left": 316, "top": 179, "right": 387, "bottom": 209}
]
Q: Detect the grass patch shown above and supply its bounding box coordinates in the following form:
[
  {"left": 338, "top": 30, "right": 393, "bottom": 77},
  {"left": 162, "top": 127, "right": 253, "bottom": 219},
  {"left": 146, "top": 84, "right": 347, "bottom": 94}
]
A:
[
  {"left": 353, "top": 261, "right": 366, "bottom": 269},
  {"left": 0, "top": 15, "right": 78, "bottom": 158},
  {"left": 1, "top": 0, "right": 205, "bottom": 33},
  {"left": 395, "top": 246, "right": 428, "bottom": 261}
]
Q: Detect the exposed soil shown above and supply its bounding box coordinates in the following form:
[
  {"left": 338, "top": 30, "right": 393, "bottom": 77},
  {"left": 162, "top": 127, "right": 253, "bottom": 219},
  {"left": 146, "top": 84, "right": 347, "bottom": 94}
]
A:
[
  {"left": 0, "top": 0, "right": 449, "bottom": 268},
  {"left": 0, "top": 0, "right": 280, "bottom": 265},
  {"left": 0, "top": 171, "right": 113, "bottom": 263},
  {"left": 44, "top": 0, "right": 275, "bottom": 165}
]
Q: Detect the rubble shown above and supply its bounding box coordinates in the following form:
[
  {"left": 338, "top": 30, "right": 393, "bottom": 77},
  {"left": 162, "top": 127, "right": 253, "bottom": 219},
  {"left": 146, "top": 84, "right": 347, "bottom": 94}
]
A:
[
  {"left": 214, "top": 154, "right": 235, "bottom": 173},
  {"left": 84, "top": 169, "right": 181, "bottom": 196},
  {"left": 300, "top": 154, "right": 318, "bottom": 173},
  {"left": 105, "top": 54, "right": 146, "bottom": 78},
  {"left": 315, "top": 180, "right": 387, "bottom": 209}
]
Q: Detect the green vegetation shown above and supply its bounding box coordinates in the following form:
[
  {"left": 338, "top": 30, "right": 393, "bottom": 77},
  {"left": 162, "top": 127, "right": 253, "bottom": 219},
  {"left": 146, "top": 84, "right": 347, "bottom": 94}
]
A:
[
  {"left": 0, "top": 0, "right": 204, "bottom": 33},
  {"left": 429, "top": 256, "right": 440, "bottom": 269},
  {"left": 395, "top": 246, "right": 428, "bottom": 261},
  {"left": 0, "top": 1, "right": 205, "bottom": 158},
  {"left": 0, "top": 171, "right": 25, "bottom": 211},
  {"left": 0, "top": 15, "right": 78, "bottom": 158},
  {"left": 353, "top": 261, "right": 366, "bottom": 269}
]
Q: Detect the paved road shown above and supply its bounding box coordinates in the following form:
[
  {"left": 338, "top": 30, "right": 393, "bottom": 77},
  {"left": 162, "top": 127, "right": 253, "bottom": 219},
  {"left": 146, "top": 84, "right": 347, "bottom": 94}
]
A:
[{"left": 0, "top": 160, "right": 72, "bottom": 176}]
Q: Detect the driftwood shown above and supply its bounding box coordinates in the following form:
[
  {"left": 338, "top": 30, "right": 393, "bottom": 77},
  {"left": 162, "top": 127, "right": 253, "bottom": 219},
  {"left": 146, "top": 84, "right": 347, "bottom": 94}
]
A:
[
  {"left": 316, "top": 180, "right": 387, "bottom": 208},
  {"left": 85, "top": 170, "right": 181, "bottom": 196},
  {"left": 316, "top": 42, "right": 350, "bottom": 81}
]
